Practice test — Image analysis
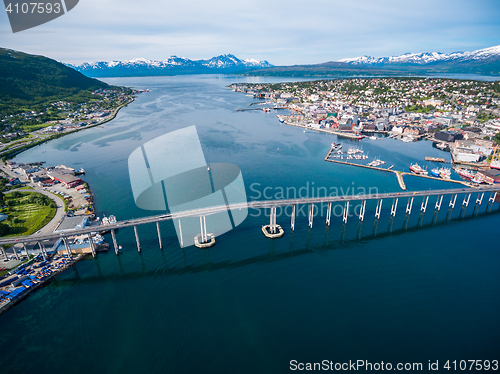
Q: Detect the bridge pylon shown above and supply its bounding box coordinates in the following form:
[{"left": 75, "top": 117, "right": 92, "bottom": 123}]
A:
[{"left": 263, "top": 206, "right": 284, "bottom": 238}]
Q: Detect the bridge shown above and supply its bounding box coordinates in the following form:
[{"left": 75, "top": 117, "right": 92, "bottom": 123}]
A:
[{"left": 0, "top": 185, "right": 498, "bottom": 257}]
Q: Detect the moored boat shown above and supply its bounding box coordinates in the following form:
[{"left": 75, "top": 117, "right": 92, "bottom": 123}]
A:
[
  {"left": 409, "top": 163, "right": 428, "bottom": 175},
  {"left": 457, "top": 168, "right": 474, "bottom": 180},
  {"left": 491, "top": 160, "right": 500, "bottom": 170},
  {"left": 438, "top": 167, "right": 451, "bottom": 180},
  {"left": 431, "top": 168, "right": 440, "bottom": 177}
]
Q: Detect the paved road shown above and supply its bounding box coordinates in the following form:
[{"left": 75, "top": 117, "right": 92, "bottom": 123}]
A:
[{"left": 0, "top": 162, "right": 66, "bottom": 253}]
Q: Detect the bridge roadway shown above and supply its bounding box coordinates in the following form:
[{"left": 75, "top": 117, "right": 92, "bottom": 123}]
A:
[{"left": 0, "top": 185, "right": 498, "bottom": 246}]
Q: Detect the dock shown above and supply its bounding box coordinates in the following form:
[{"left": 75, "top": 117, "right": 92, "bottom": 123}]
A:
[
  {"left": 425, "top": 157, "right": 447, "bottom": 163},
  {"left": 236, "top": 107, "right": 287, "bottom": 112},
  {"left": 280, "top": 117, "right": 364, "bottom": 140},
  {"left": 324, "top": 149, "right": 473, "bottom": 191}
]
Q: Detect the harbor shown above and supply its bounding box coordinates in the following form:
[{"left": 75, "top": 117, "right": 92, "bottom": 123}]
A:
[
  {"left": 0, "top": 253, "right": 84, "bottom": 316},
  {"left": 0, "top": 160, "right": 113, "bottom": 313},
  {"left": 277, "top": 115, "right": 366, "bottom": 139},
  {"left": 324, "top": 143, "right": 476, "bottom": 190}
]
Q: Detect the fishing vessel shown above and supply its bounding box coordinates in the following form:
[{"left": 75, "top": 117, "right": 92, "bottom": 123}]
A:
[
  {"left": 436, "top": 143, "right": 448, "bottom": 150},
  {"left": 457, "top": 168, "right": 474, "bottom": 180},
  {"left": 471, "top": 174, "right": 484, "bottom": 184},
  {"left": 439, "top": 167, "right": 451, "bottom": 180},
  {"left": 409, "top": 163, "right": 428, "bottom": 175},
  {"left": 491, "top": 160, "right": 500, "bottom": 170}
]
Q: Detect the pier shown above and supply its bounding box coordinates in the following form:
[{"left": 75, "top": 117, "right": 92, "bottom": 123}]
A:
[
  {"left": 236, "top": 107, "right": 287, "bottom": 112},
  {"left": 277, "top": 116, "right": 364, "bottom": 140},
  {"left": 324, "top": 147, "right": 474, "bottom": 191}
]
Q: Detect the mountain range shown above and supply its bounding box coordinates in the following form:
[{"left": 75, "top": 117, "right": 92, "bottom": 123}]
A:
[
  {"left": 246, "top": 45, "right": 500, "bottom": 77},
  {"left": 69, "top": 54, "right": 273, "bottom": 77},
  {"left": 340, "top": 45, "right": 500, "bottom": 65},
  {"left": 70, "top": 46, "right": 500, "bottom": 78}
]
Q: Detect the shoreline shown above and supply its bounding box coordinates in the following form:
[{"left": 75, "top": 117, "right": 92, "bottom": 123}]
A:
[
  {"left": 0, "top": 96, "right": 135, "bottom": 163},
  {"left": 0, "top": 97, "right": 135, "bottom": 315},
  {"left": 0, "top": 254, "right": 86, "bottom": 316}
]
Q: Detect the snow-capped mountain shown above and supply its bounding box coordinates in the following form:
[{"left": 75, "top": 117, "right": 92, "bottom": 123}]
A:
[
  {"left": 69, "top": 54, "right": 272, "bottom": 77},
  {"left": 199, "top": 54, "right": 272, "bottom": 68},
  {"left": 339, "top": 45, "right": 500, "bottom": 66}
]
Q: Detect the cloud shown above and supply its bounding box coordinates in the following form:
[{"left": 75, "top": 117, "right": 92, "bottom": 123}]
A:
[{"left": 1, "top": 0, "right": 499, "bottom": 65}]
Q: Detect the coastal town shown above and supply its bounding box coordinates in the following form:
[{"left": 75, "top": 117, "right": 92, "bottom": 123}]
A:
[
  {"left": 0, "top": 87, "right": 137, "bottom": 159},
  {"left": 230, "top": 78, "right": 500, "bottom": 184},
  {"left": 0, "top": 155, "right": 118, "bottom": 315},
  {"left": 0, "top": 85, "right": 146, "bottom": 315}
]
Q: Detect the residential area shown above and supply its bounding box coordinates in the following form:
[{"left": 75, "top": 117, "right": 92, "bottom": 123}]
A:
[
  {"left": 0, "top": 87, "right": 137, "bottom": 157},
  {"left": 230, "top": 78, "right": 500, "bottom": 180}
]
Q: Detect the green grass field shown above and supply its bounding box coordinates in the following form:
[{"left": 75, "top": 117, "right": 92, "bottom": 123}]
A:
[{"left": 1, "top": 192, "right": 56, "bottom": 236}]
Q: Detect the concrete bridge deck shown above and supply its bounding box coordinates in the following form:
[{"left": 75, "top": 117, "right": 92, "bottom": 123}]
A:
[{"left": 0, "top": 185, "right": 498, "bottom": 246}]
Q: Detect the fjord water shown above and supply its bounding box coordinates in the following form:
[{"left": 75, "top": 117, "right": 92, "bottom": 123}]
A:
[{"left": 2, "top": 75, "right": 500, "bottom": 373}]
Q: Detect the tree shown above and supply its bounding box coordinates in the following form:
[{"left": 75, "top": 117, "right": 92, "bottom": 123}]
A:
[
  {"left": 10, "top": 191, "right": 21, "bottom": 198},
  {"left": 495, "top": 132, "right": 500, "bottom": 145},
  {"left": 0, "top": 223, "right": 9, "bottom": 236}
]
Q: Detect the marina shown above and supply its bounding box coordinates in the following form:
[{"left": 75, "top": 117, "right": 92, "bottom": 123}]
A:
[{"left": 324, "top": 144, "right": 476, "bottom": 190}]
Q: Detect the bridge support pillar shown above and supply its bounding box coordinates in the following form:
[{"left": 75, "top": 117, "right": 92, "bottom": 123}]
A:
[
  {"left": 488, "top": 191, "right": 497, "bottom": 212},
  {"left": 308, "top": 204, "right": 314, "bottom": 228},
  {"left": 343, "top": 201, "right": 349, "bottom": 224},
  {"left": 87, "top": 233, "right": 96, "bottom": 257},
  {"left": 111, "top": 229, "right": 119, "bottom": 255},
  {"left": 37, "top": 241, "right": 46, "bottom": 260},
  {"left": 488, "top": 191, "right": 497, "bottom": 204},
  {"left": 421, "top": 196, "right": 429, "bottom": 213},
  {"left": 62, "top": 238, "right": 72, "bottom": 257},
  {"left": 134, "top": 225, "right": 141, "bottom": 252},
  {"left": 435, "top": 195, "right": 443, "bottom": 211},
  {"left": 291, "top": 205, "right": 296, "bottom": 231},
  {"left": 462, "top": 193, "right": 471, "bottom": 207},
  {"left": 391, "top": 198, "right": 398, "bottom": 217},
  {"left": 359, "top": 200, "right": 366, "bottom": 222},
  {"left": 326, "top": 202, "right": 331, "bottom": 226},
  {"left": 476, "top": 192, "right": 484, "bottom": 207},
  {"left": 449, "top": 194, "right": 457, "bottom": 209},
  {"left": 375, "top": 199, "right": 383, "bottom": 219},
  {"left": 156, "top": 221, "right": 163, "bottom": 249},
  {"left": 22, "top": 242, "right": 28, "bottom": 257},
  {"left": 262, "top": 206, "right": 284, "bottom": 239},
  {"left": 12, "top": 245, "right": 19, "bottom": 261},
  {"left": 178, "top": 219, "right": 184, "bottom": 248},
  {"left": 406, "top": 197, "right": 414, "bottom": 215},
  {"left": 195, "top": 215, "right": 215, "bottom": 248}
]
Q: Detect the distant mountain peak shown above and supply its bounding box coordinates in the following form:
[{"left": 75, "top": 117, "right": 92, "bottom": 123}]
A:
[
  {"left": 69, "top": 54, "right": 273, "bottom": 77},
  {"left": 339, "top": 45, "right": 500, "bottom": 66}
]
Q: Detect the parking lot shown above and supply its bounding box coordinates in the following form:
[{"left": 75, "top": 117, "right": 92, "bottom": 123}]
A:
[{"left": 45, "top": 183, "right": 92, "bottom": 211}]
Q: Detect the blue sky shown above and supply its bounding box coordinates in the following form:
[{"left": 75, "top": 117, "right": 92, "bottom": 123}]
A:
[{"left": 1, "top": 0, "right": 500, "bottom": 65}]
